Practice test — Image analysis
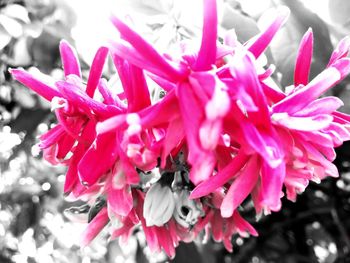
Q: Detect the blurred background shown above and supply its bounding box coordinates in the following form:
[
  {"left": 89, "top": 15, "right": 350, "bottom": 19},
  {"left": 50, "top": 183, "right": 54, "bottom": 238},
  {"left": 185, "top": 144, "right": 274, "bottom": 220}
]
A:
[{"left": 1, "top": 0, "right": 350, "bottom": 262}]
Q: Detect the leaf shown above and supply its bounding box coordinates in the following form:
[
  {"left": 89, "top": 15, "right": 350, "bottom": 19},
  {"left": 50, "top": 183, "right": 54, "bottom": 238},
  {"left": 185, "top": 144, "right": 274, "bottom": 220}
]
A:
[
  {"left": 270, "top": 0, "right": 333, "bottom": 87},
  {"left": 221, "top": 2, "right": 260, "bottom": 43},
  {"left": 0, "top": 25, "right": 11, "bottom": 49},
  {"left": 1, "top": 4, "right": 30, "bottom": 24},
  {"left": 0, "top": 14, "right": 23, "bottom": 38},
  {"left": 328, "top": 0, "right": 350, "bottom": 27}
]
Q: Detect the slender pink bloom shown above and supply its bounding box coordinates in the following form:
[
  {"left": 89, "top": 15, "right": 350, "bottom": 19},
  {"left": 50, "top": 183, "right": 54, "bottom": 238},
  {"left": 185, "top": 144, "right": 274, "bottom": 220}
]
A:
[{"left": 11, "top": 41, "right": 112, "bottom": 196}]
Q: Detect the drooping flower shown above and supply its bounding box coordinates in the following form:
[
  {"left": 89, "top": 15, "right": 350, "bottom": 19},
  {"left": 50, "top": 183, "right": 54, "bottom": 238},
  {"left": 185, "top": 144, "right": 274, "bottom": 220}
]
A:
[
  {"left": 10, "top": 40, "right": 111, "bottom": 196},
  {"left": 11, "top": 0, "right": 350, "bottom": 258}
]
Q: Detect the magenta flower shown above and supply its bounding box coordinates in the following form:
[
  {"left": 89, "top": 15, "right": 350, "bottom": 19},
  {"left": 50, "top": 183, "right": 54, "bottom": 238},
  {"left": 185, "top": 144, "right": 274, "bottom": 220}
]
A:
[
  {"left": 11, "top": 0, "right": 350, "bottom": 258},
  {"left": 191, "top": 27, "right": 350, "bottom": 216},
  {"left": 11, "top": 40, "right": 111, "bottom": 196},
  {"left": 106, "top": 0, "right": 232, "bottom": 185}
]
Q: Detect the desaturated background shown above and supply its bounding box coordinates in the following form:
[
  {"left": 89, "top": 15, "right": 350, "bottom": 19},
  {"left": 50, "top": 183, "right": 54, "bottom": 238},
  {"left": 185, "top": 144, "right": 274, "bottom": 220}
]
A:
[{"left": 1, "top": 0, "right": 350, "bottom": 262}]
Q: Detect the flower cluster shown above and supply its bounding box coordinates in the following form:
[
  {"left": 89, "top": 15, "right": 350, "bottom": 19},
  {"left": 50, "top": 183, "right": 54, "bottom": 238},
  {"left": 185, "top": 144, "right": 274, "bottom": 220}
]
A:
[{"left": 11, "top": 0, "right": 350, "bottom": 258}]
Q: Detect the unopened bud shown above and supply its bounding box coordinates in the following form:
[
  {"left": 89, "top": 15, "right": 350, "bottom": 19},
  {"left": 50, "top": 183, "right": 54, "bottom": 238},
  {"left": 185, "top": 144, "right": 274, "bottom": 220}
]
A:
[{"left": 143, "top": 183, "right": 175, "bottom": 227}]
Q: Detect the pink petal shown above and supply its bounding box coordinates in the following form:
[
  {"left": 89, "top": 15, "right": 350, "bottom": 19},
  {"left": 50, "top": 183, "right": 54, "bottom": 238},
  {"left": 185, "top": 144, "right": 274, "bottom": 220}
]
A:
[
  {"left": 64, "top": 142, "right": 85, "bottom": 194},
  {"left": 109, "top": 42, "right": 183, "bottom": 83},
  {"left": 193, "top": 0, "right": 217, "bottom": 71},
  {"left": 98, "top": 79, "right": 126, "bottom": 109},
  {"left": 327, "top": 36, "right": 350, "bottom": 67},
  {"left": 86, "top": 46, "right": 109, "bottom": 98},
  {"left": 272, "top": 67, "right": 341, "bottom": 115},
  {"left": 189, "top": 153, "right": 216, "bottom": 185},
  {"left": 110, "top": 16, "right": 186, "bottom": 81},
  {"left": 272, "top": 113, "right": 333, "bottom": 131},
  {"left": 330, "top": 58, "right": 350, "bottom": 79},
  {"left": 81, "top": 207, "right": 109, "bottom": 247},
  {"left": 241, "top": 120, "right": 283, "bottom": 168},
  {"left": 78, "top": 132, "right": 119, "bottom": 186},
  {"left": 229, "top": 50, "right": 270, "bottom": 125},
  {"left": 113, "top": 55, "right": 151, "bottom": 112},
  {"left": 59, "top": 40, "right": 81, "bottom": 78},
  {"left": 108, "top": 186, "right": 133, "bottom": 217},
  {"left": 327, "top": 122, "right": 350, "bottom": 142},
  {"left": 294, "top": 28, "right": 313, "bottom": 86},
  {"left": 56, "top": 132, "right": 76, "bottom": 159},
  {"left": 118, "top": 147, "right": 140, "bottom": 185},
  {"left": 39, "top": 124, "right": 65, "bottom": 149},
  {"left": 64, "top": 121, "right": 96, "bottom": 194},
  {"left": 161, "top": 117, "right": 185, "bottom": 167},
  {"left": 247, "top": 7, "right": 290, "bottom": 58},
  {"left": 56, "top": 81, "right": 123, "bottom": 118},
  {"left": 294, "top": 97, "right": 343, "bottom": 117},
  {"left": 260, "top": 81, "right": 286, "bottom": 104},
  {"left": 233, "top": 211, "right": 258, "bottom": 237},
  {"left": 190, "top": 151, "right": 249, "bottom": 199},
  {"left": 303, "top": 141, "right": 338, "bottom": 174},
  {"left": 221, "top": 155, "right": 259, "bottom": 218},
  {"left": 10, "top": 68, "right": 61, "bottom": 101},
  {"left": 259, "top": 160, "right": 285, "bottom": 212},
  {"left": 296, "top": 131, "right": 334, "bottom": 147}
]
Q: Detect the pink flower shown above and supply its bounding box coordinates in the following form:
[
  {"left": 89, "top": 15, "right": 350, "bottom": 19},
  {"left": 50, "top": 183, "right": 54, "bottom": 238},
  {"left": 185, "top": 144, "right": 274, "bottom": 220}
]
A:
[
  {"left": 11, "top": 40, "right": 111, "bottom": 196},
  {"left": 191, "top": 26, "right": 350, "bottom": 216},
  {"left": 106, "top": 0, "right": 232, "bottom": 185}
]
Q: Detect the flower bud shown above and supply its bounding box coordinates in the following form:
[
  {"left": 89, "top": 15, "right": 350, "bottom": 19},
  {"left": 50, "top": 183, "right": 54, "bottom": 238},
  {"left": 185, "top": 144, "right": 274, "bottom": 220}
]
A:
[
  {"left": 173, "top": 190, "right": 204, "bottom": 228},
  {"left": 143, "top": 183, "right": 175, "bottom": 227}
]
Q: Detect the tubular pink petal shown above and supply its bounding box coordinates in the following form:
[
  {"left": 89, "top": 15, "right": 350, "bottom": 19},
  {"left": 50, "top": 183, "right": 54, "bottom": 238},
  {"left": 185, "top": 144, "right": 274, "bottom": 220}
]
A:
[
  {"left": 56, "top": 133, "right": 76, "bottom": 159},
  {"left": 260, "top": 81, "right": 286, "bottom": 103},
  {"left": 190, "top": 154, "right": 216, "bottom": 185},
  {"left": 294, "top": 28, "right": 313, "bottom": 86},
  {"left": 96, "top": 115, "right": 128, "bottom": 134},
  {"left": 78, "top": 132, "right": 119, "bottom": 186},
  {"left": 177, "top": 82, "right": 203, "bottom": 162},
  {"left": 109, "top": 41, "right": 184, "bottom": 83},
  {"left": 98, "top": 79, "right": 125, "bottom": 108},
  {"left": 64, "top": 143, "right": 84, "bottom": 194},
  {"left": 247, "top": 7, "right": 290, "bottom": 58},
  {"left": 193, "top": 0, "right": 217, "bottom": 71},
  {"left": 294, "top": 97, "right": 343, "bottom": 117},
  {"left": 221, "top": 156, "right": 259, "bottom": 218},
  {"left": 39, "top": 124, "right": 65, "bottom": 149},
  {"left": 161, "top": 118, "right": 185, "bottom": 168},
  {"left": 108, "top": 186, "right": 133, "bottom": 217},
  {"left": 139, "top": 89, "right": 180, "bottom": 128},
  {"left": 328, "top": 122, "right": 350, "bottom": 142},
  {"left": 110, "top": 16, "right": 185, "bottom": 81},
  {"left": 56, "top": 81, "right": 123, "bottom": 118},
  {"left": 296, "top": 131, "right": 334, "bottom": 147},
  {"left": 118, "top": 148, "right": 140, "bottom": 185},
  {"left": 233, "top": 211, "right": 258, "bottom": 237},
  {"left": 241, "top": 120, "right": 283, "bottom": 168},
  {"left": 330, "top": 58, "right": 350, "bottom": 79},
  {"left": 190, "top": 151, "right": 249, "bottom": 199},
  {"left": 86, "top": 46, "right": 109, "bottom": 98},
  {"left": 272, "top": 113, "right": 333, "bottom": 131},
  {"left": 59, "top": 40, "right": 82, "bottom": 78},
  {"left": 229, "top": 50, "right": 270, "bottom": 124},
  {"left": 259, "top": 161, "right": 285, "bottom": 212},
  {"left": 272, "top": 67, "right": 341, "bottom": 115},
  {"left": 113, "top": 55, "right": 151, "bottom": 112},
  {"left": 81, "top": 207, "right": 109, "bottom": 247},
  {"left": 327, "top": 36, "right": 350, "bottom": 67},
  {"left": 10, "top": 68, "right": 61, "bottom": 101}
]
